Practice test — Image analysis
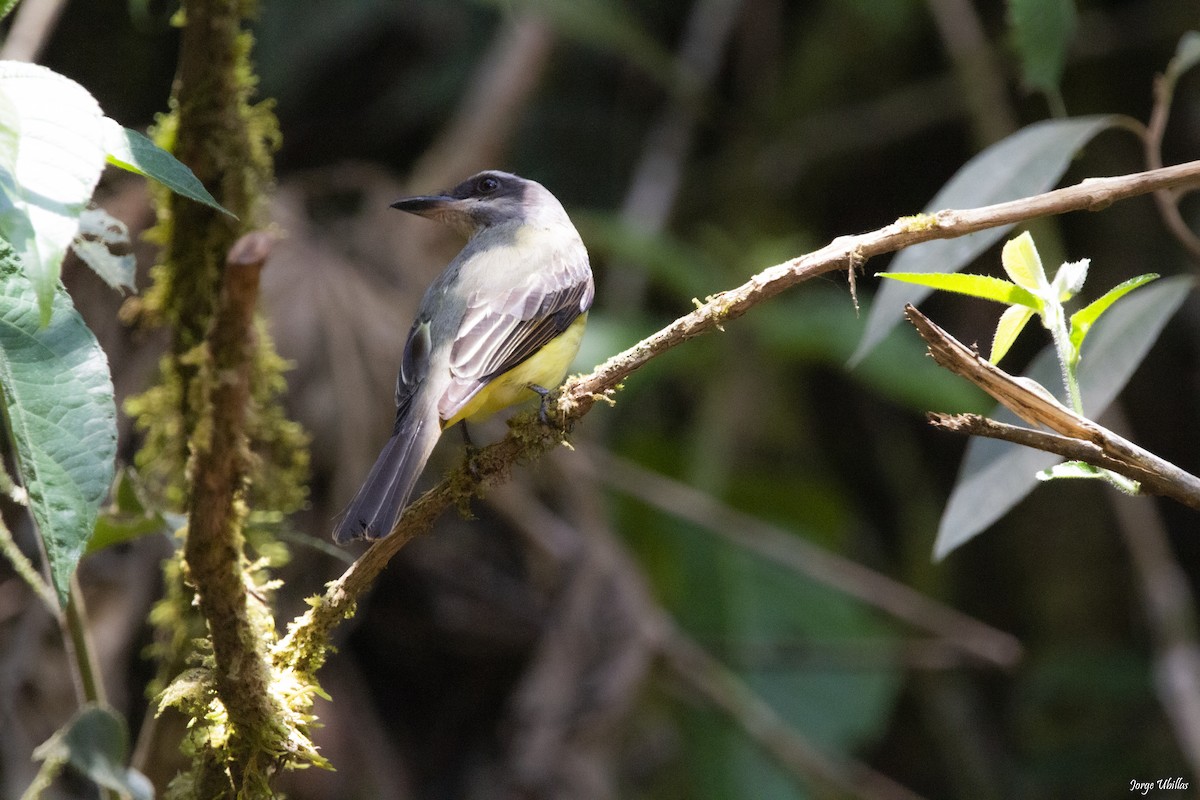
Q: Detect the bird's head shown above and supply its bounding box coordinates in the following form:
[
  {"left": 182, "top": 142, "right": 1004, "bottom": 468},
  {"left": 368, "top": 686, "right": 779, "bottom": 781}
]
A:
[{"left": 390, "top": 170, "right": 569, "bottom": 238}]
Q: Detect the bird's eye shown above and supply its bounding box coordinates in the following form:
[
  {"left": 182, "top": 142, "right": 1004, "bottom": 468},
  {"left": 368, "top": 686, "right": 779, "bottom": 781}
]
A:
[{"left": 476, "top": 176, "right": 500, "bottom": 194}]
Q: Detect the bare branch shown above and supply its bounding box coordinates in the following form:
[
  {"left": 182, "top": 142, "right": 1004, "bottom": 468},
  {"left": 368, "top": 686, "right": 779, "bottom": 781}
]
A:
[
  {"left": 1144, "top": 73, "right": 1200, "bottom": 264},
  {"left": 909, "top": 308, "right": 1200, "bottom": 511}
]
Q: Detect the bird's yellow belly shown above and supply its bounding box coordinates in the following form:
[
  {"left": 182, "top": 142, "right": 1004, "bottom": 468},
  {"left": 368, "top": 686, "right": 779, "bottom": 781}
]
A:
[{"left": 445, "top": 313, "right": 588, "bottom": 427}]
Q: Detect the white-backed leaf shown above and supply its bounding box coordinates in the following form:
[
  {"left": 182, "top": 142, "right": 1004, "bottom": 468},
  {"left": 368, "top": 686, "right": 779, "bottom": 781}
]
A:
[
  {"left": 934, "top": 274, "right": 1193, "bottom": 559},
  {"left": 852, "top": 115, "right": 1122, "bottom": 365},
  {"left": 0, "top": 61, "right": 107, "bottom": 325}
]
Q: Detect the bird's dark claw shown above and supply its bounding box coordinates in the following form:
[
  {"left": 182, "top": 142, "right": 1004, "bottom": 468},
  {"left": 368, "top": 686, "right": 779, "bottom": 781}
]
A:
[{"left": 528, "top": 384, "right": 553, "bottom": 425}]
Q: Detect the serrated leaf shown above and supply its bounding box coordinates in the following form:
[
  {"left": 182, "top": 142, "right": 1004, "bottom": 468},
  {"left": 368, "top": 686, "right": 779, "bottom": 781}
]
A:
[
  {"left": 991, "top": 304, "right": 1036, "bottom": 364},
  {"left": 0, "top": 61, "right": 107, "bottom": 325},
  {"left": 934, "top": 275, "right": 1193, "bottom": 559},
  {"left": 0, "top": 254, "right": 116, "bottom": 605},
  {"left": 1068, "top": 273, "right": 1159, "bottom": 356},
  {"left": 72, "top": 207, "right": 137, "bottom": 292},
  {"left": 34, "top": 705, "right": 154, "bottom": 800},
  {"left": 1166, "top": 31, "right": 1200, "bottom": 84},
  {"left": 1001, "top": 231, "right": 1047, "bottom": 292},
  {"left": 1008, "top": 0, "right": 1077, "bottom": 93},
  {"left": 852, "top": 115, "right": 1121, "bottom": 366},
  {"left": 880, "top": 271, "right": 1040, "bottom": 308},
  {"left": 101, "top": 119, "right": 233, "bottom": 217}
]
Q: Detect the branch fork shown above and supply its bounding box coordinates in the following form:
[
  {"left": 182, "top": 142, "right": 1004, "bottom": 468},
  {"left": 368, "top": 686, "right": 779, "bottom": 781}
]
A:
[{"left": 905, "top": 304, "right": 1200, "bottom": 511}]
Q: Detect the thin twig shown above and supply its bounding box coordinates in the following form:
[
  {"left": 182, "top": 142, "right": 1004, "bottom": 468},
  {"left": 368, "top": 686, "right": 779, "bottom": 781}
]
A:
[
  {"left": 927, "top": 413, "right": 1136, "bottom": 474},
  {"left": 61, "top": 573, "right": 107, "bottom": 707},
  {"left": 908, "top": 307, "right": 1200, "bottom": 510},
  {"left": 1144, "top": 73, "right": 1200, "bottom": 264},
  {"left": 0, "top": 517, "right": 58, "bottom": 613}
]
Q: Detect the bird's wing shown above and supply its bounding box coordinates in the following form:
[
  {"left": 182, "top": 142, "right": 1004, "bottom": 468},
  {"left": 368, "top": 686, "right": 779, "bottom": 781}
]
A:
[{"left": 439, "top": 249, "right": 593, "bottom": 420}]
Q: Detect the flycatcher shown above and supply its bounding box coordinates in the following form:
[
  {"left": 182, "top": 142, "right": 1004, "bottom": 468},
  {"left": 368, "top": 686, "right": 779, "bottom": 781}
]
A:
[{"left": 334, "top": 170, "right": 594, "bottom": 543}]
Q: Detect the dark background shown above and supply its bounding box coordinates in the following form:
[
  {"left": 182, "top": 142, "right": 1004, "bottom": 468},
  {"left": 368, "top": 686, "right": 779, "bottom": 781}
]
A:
[{"left": 3, "top": 1, "right": 1200, "bottom": 798}]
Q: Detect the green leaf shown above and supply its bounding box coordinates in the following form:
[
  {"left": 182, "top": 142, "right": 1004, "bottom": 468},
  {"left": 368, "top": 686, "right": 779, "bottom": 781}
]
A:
[
  {"left": 1036, "top": 460, "right": 1139, "bottom": 494},
  {"left": 89, "top": 512, "right": 167, "bottom": 554},
  {"left": 851, "top": 115, "right": 1121, "bottom": 366},
  {"left": 1165, "top": 31, "right": 1200, "bottom": 84},
  {"left": 0, "top": 0, "right": 21, "bottom": 22},
  {"left": 1000, "top": 231, "right": 1047, "bottom": 293},
  {"left": 991, "top": 304, "right": 1036, "bottom": 364},
  {"left": 933, "top": 275, "right": 1194, "bottom": 560},
  {"left": 1068, "top": 273, "right": 1159, "bottom": 356},
  {"left": 1037, "top": 460, "right": 1105, "bottom": 481},
  {"left": 33, "top": 705, "right": 154, "bottom": 800},
  {"left": 0, "top": 61, "right": 107, "bottom": 325},
  {"left": 71, "top": 207, "right": 137, "bottom": 292},
  {"left": 102, "top": 119, "right": 232, "bottom": 217},
  {"left": 0, "top": 253, "right": 116, "bottom": 605},
  {"left": 879, "top": 271, "right": 1040, "bottom": 308},
  {"left": 1008, "top": 0, "right": 1077, "bottom": 93},
  {"left": 89, "top": 470, "right": 168, "bottom": 554}
]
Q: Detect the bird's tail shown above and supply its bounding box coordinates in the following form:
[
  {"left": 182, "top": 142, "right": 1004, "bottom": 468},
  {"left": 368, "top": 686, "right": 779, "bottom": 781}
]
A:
[{"left": 333, "top": 408, "right": 441, "bottom": 543}]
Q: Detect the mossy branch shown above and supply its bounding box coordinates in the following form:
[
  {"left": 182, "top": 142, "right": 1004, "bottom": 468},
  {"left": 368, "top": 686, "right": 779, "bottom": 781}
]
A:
[
  {"left": 182, "top": 233, "right": 281, "bottom": 787},
  {"left": 279, "top": 158, "right": 1200, "bottom": 676}
]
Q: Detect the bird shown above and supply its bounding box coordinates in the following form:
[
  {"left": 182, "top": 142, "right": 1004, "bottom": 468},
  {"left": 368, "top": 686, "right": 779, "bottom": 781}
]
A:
[{"left": 333, "top": 170, "right": 594, "bottom": 543}]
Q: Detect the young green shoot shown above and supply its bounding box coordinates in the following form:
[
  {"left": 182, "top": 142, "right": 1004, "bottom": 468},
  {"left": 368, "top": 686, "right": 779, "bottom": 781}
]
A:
[{"left": 880, "top": 231, "right": 1158, "bottom": 492}]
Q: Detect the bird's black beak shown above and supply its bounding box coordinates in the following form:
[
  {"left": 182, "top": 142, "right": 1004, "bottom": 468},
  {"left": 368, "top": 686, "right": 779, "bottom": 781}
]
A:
[{"left": 390, "top": 194, "right": 459, "bottom": 217}]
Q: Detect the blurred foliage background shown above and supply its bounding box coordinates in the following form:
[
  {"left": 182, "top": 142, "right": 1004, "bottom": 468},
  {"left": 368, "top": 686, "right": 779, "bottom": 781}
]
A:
[{"left": 3, "top": 0, "right": 1200, "bottom": 798}]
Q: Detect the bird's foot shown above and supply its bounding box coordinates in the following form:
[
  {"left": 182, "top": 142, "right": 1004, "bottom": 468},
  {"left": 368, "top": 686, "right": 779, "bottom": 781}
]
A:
[{"left": 528, "top": 384, "right": 554, "bottom": 426}]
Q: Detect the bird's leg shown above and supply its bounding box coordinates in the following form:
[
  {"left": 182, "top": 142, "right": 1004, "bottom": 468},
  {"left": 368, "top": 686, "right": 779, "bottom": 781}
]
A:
[
  {"left": 458, "top": 422, "right": 482, "bottom": 479},
  {"left": 528, "top": 384, "right": 553, "bottom": 425},
  {"left": 458, "top": 420, "right": 476, "bottom": 449}
]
